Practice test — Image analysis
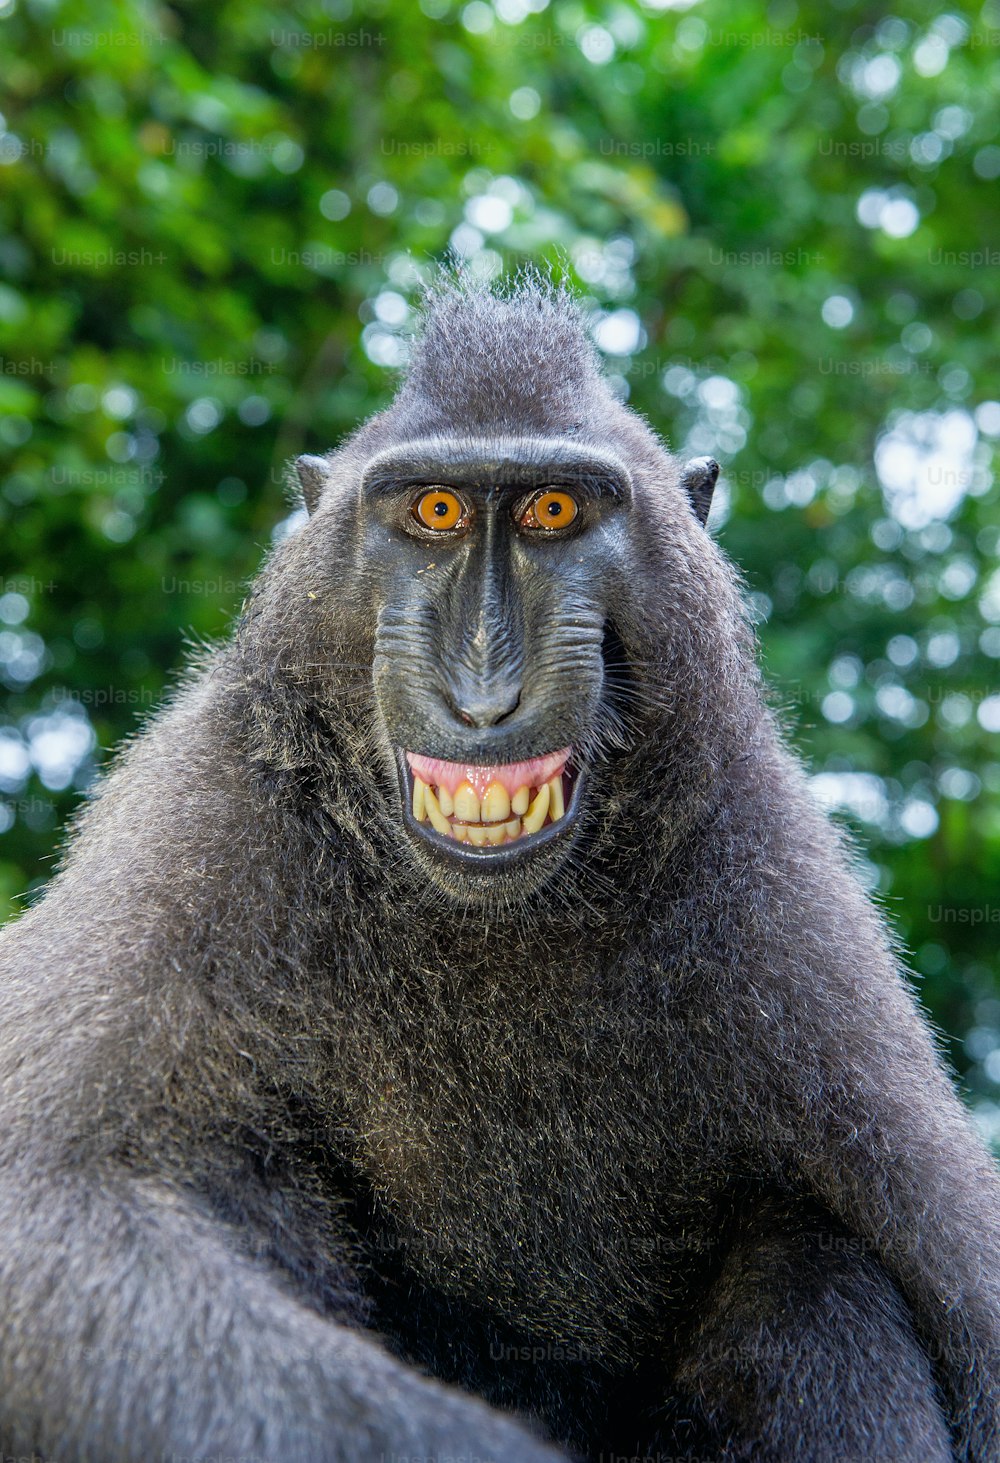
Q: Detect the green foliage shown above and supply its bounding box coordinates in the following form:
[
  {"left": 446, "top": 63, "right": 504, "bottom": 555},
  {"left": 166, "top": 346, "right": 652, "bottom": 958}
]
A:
[{"left": 2, "top": 0, "right": 999, "bottom": 1121}]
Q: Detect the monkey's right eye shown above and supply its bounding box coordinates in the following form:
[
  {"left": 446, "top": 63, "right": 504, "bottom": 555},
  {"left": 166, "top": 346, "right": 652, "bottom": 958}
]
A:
[{"left": 412, "top": 488, "right": 468, "bottom": 532}]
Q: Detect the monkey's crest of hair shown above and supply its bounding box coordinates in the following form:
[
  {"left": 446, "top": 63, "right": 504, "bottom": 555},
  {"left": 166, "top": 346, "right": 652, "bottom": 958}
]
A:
[{"left": 358, "top": 269, "right": 614, "bottom": 445}]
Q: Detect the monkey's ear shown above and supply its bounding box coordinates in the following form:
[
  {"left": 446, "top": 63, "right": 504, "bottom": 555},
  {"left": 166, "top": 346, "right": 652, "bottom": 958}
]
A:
[
  {"left": 679, "top": 456, "right": 720, "bottom": 526},
  {"left": 295, "top": 455, "right": 329, "bottom": 514}
]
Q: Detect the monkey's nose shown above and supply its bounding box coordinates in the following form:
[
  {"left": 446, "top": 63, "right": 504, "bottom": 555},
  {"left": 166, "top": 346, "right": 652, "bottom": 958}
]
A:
[{"left": 447, "top": 685, "right": 522, "bottom": 729}]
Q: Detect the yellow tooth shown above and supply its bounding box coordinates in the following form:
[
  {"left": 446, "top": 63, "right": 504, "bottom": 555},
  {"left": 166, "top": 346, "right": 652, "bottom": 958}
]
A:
[
  {"left": 424, "top": 786, "right": 452, "bottom": 837},
  {"left": 548, "top": 773, "right": 565, "bottom": 821},
  {"left": 452, "top": 823, "right": 469, "bottom": 842},
  {"left": 511, "top": 785, "right": 530, "bottom": 816},
  {"left": 522, "top": 781, "right": 550, "bottom": 834},
  {"left": 503, "top": 817, "right": 521, "bottom": 840},
  {"left": 482, "top": 782, "right": 511, "bottom": 823},
  {"left": 437, "top": 784, "right": 454, "bottom": 817},
  {"left": 454, "top": 781, "right": 480, "bottom": 822},
  {"left": 486, "top": 822, "right": 506, "bottom": 844},
  {"left": 467, "top": 823, "right": 488, "bottom": 847},
  {"left": 412, "top": 777, "right": 427, "bottom": 823}
]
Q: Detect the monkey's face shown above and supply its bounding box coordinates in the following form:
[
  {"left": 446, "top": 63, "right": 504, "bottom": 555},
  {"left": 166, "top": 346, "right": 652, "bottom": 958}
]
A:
[{"left": 353, "top": 436, "right": 634, "bottom": 893}]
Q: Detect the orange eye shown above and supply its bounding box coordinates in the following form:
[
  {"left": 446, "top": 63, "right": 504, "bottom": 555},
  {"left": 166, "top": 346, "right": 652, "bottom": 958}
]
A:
[
  {"left": 414, "top": 488, "right": 466, "bottom": 531},
  {"left": 519, "top": 489, "right": 579, "bottom": 532}
]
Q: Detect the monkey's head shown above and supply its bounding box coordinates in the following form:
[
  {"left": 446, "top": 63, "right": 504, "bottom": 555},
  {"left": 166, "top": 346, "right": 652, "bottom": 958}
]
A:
[{"left": 262, "top": 277, "right": 755, "bottom": 907}]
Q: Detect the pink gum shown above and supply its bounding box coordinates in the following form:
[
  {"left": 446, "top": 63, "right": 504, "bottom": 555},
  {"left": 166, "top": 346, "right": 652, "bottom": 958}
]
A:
[{"left": 406, "top": 747, "right": 571, "bottom": 800}]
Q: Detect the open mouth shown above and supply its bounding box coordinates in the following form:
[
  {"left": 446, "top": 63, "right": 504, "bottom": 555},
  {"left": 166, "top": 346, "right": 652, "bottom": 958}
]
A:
[{"left": 399, "top": 746, "right": 581, "bottom": 861}]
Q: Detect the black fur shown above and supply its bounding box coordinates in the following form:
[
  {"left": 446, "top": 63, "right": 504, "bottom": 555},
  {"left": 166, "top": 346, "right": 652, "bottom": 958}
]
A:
[{"left": 0, "top": 275, "right": 998, "bottom": 1463}]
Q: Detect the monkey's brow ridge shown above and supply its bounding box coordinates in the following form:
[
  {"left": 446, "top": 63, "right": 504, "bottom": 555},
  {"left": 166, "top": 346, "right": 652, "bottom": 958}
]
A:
[{"left": 360, "top": 436, "right": 632, "bottom": 498}]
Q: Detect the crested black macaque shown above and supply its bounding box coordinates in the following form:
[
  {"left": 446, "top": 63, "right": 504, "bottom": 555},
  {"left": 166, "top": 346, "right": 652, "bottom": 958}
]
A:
[{"left": 1, "top": 278, "right": 999, "bottom": 1463}]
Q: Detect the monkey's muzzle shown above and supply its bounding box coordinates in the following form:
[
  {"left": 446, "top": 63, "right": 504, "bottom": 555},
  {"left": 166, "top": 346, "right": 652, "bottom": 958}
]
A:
[{"left": 398, "top": 746, "right": 582, "bottom": 865}]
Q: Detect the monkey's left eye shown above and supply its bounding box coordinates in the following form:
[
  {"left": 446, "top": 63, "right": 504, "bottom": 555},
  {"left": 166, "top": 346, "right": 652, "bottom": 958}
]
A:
[
  {"left": 517, "top": 489, "right": 580, "bottom": 533},
  {"left": 413, "top": 488, "right": 468, "bottom": 532}
]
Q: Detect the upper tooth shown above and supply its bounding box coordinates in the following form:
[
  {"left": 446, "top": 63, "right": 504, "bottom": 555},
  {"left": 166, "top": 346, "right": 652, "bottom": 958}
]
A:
[
  {"left": 548, "top": 773, "right": 565, "bottom": 821},
  {"left": 413, "top": 778, "right": 427, "bottom": 822},
  {"left": 454, "top": 782, "right": 480, "bottom": 822},
  {"left": 424, "top": 785, "right": 452, "bottom": 837},
  {"left": 521, "top": 781, "right": 550, "bottom": 834},
  {"left": 437, "top": 785, "right": 454, "bottom": 817},
  {"left": 482, "top": 782, "right": 511, "bottom": 823},
  {"left": 511, "top": 785, "right": 530, "bottom": 816}
]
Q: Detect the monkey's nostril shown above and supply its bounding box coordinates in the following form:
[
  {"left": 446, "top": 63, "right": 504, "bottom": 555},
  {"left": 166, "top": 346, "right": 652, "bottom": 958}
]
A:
[
  {"left": 495, "top": 693, "right": 521, "bottom": 724},
  {"left": 450, "top": 689, "right": 522, "bottom": 729}
]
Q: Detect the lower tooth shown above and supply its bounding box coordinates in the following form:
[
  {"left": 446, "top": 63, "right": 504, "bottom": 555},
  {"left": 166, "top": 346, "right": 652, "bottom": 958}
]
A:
[
  {"left": 467, "top": 824, "right": 488, "bottom": 847},
  {"left": 548, "top": 773, "right": 565, "bottom": 821},
  {"left": 424, "top": 786, "right": 452, "bottom": 837},
  {"left": 522, "top": 781, "right": 550, "bottom": 834},
  {"left": 503, "top": 818, "right": 521, "bottom": 840},
  {"left": 486, "top": 823, "right": 506, "bottom": 844},
  {"left": 452, "top": 824, "right": 469, "bottom": 842}
]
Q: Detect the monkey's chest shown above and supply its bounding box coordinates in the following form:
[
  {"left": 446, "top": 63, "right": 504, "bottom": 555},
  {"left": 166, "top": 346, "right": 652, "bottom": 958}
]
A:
[{"left": 343, "top": 1050, "right": 699, "bottom": 1361}]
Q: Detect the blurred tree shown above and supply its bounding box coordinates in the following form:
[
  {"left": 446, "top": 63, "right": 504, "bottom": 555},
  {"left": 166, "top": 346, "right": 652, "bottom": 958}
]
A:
[{"left": 1, "top": 0, "right": 999, "bottom": 1131}]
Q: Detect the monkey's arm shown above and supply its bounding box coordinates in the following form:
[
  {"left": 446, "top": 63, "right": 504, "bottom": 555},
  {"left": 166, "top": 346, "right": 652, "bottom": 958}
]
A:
[
  {"left": 653, "top": 1195, "right": 953, "bottom": 1463},
  {"left": 0, "top": 1164, "right": 566, "bottom": 1463}
]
